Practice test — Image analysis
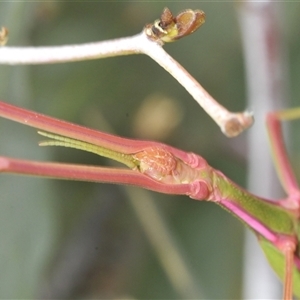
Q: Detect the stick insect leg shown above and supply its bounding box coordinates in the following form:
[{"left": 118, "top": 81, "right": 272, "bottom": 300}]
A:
[
  {"left": 266, "top": 108, "right": 300, "bottom": 208},
  {"left": 282, "top": 241, "right": 296, "bottom": 300},
  {"left": 267, "top": 109, "right": 300, "bottom": 300}
]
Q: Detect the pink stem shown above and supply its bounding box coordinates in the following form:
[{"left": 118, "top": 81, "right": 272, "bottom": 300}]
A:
[
  {"left": 0, "top": 156, "right": 193, "bottom": 196},
  {"left": 266, "top": 113, "right": 299, "bottom": 199},
  {"left": 0, "top": 100, "right": 191, "bottom": 163}
]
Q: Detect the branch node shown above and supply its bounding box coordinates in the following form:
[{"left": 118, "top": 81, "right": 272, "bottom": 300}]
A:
[{"left": 222, "top": 111, "right": 254, "bottom": 137}]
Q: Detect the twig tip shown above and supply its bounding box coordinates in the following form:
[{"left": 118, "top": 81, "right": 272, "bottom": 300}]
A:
[{"left": 222, "top": 111, "right": 254, "bottom": 137}]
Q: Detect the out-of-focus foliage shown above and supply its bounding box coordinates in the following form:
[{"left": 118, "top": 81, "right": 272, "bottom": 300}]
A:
[{"left": 0, "top": 2, "right": 299, "bottom": 299}]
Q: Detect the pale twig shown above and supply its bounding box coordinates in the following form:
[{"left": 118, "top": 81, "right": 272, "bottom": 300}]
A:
[
  {"left": 0, "top": 34, "right": 142, "bottom": 64},
  {"left": 238, "top": 2, "right": 287, "bottom": 299},
  {"left": 0, "top": 20, "right": 253, "bottom": 137}
]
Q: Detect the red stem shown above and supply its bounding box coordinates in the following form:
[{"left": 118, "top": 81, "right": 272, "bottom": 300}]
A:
[
  {"left": 0, "top": 100, "right": 191, "bottom": 163},
  {"left": 282, "top": 241, "right": 296, "bottom": 300},
  {"left": 266, "top": 113, "right": 299, "bottom": 199},
  {"left": 0, "top": 156, "right": 193, "bottom": 196}
]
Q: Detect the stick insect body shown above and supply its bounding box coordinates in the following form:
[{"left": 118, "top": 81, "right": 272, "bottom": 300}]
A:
[
  {"left": 0, "top": 7, "right": 299, "bottom": 299},
  {"left": 0, "top": 100, "right": 299, "bottom": 298}
]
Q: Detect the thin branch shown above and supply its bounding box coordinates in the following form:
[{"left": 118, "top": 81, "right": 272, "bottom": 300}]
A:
[
  {"left": 138, "top": 38, "right": 253, "bottom": 137},
  {"left": 0, "top": 15, "right": 253, "bottom": 137},
  {"left": 0, "top": 34, "right": 142, "bottom": 64}
]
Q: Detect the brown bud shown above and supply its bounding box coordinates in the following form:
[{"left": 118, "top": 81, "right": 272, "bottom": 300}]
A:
[
  {"left": 174, "top": 9, "right": 206, "bottom": 40},
  {"left": 160, "top": 7, "right": 175, "bottom": 29},
  {"left": 145, "top": 8, "right": 205, "bottom": 43}
]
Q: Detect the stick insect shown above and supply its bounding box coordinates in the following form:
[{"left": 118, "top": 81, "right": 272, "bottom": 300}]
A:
[
  {"left": 0, "top": 101, "right": 299, "bottom": 299},
  {"left": 0, "top": 6, "right": 299, "bottom": 299}
]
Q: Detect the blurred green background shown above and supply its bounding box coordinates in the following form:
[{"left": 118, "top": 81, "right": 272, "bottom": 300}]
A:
[{"left": 0, "top": 2, "right": 299, "bottom": 299}]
